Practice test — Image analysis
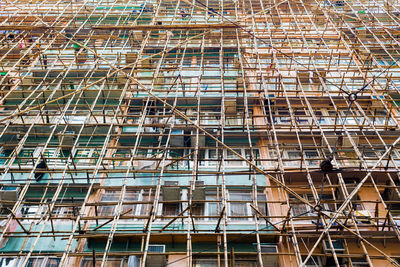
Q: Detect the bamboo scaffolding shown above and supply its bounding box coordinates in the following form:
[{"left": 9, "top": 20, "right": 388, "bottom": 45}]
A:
[{"left": 2, "top": 0, "right": 400, "bottom": 266}]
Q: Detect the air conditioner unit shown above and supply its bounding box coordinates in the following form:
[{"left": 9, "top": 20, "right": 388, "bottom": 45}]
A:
[
  {"left": 343, "top": 136, "right": 359, "bottom": 147},
  {"left": 297, "top": 71, "right": 310, "bottom": 84},
  {"left": 58, "top": 131, "right": 75, "bottom": 147},
  {"left": 224, "top": 98, "right": 237, "bottom": 114},
  {"left": 162, "top": 181, "right": 180, "bottom": 201},
  {"left": 312, "top": 69, "right": 326, "bottom": 84},
  {"left": 191, "top": 131, "right": 206, "bottom": 148},
  {"left": 169, "top": 129, "right": 184, "bottom": 147},
  {"left": 322, "top": 240, "right": 345, "bottom": 254},
  {"left": 0, "top": 185, "right": 20, "bottom": 206},
  {"left": 141, "top": 56, "right": 152, "bottom": 68},
  {"left": 186, "top": 108, "right": 195, "bottom": 116},
  {"left": 125, "top": 53, "right": 138, "bottom": 64},
  {"left": 370, "top": 100, "right": 384, "bottom": 109},
  {"left": 386, "top": 186, "right": 400, "bottom": 201},
  {"left": 260, "top": 245, "right": 279, "bottom": 267},
  {"left": 321, "top": 136, "right": 337, "bottom": 147},
  {"left": 192, "top": 181, "right": 205, "bottom": 201},
  {"left": 237, "top": 76, "right": 244, "bottom": 91},
  {"left": 146, "top": 245, "right": 166, "bottom": 267},
  {"left": 20, "top": 77, "right": 33, "bottom": 86}
]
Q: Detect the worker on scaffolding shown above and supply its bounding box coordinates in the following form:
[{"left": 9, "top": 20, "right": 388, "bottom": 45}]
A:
[{"left": 180, "top": 8, "right": 189, "bottom": 18}]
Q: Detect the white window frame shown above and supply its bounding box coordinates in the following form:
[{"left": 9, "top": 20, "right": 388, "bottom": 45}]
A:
[
  {"left": 65, "top": 114, "right": 87, "bottom": 124},
  {"left": 0, "top": 256, "right": 61, "bottom": 267},
  {"left": 73, "top": 146, "right": 100, "bottom": 164},
  {"left": 283, "top": 150, "right": 302, "bottom": 168},
  {"left": 200, "top": 112, "right": 220, "bottom": 126},
  {"left": 98, "top": 189, "right": 142, "bottom": 222},
  {"left": 304, "top": 150, "right": 319, "bottom": 167},
  {"left": 227, "top": 190, "right": 252, "bottom": 222}
]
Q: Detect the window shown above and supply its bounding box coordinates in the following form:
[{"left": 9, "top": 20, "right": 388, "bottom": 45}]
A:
[
  {"left": 21, "top": 204, "right": 46, "bottom": 220},
  {"left": 234, "top": 261, "right": 257, "bottom": 267},
  {"left": 17, "top": 148, "right": 34, "bottom": 165},
  {"left": 206, "top": 191, "right": 219, "bottom": 221},
  {"left": 201, "top": 112, "right": 219, "bottom": 126},
  {"left": 289, "top": 195, "right": 311, "bottom": 218},
  {"left": 74, "top": 148, "right": 100, "bottom": 164},
  {"left": 322, "top": 240, "right": 345, "bottom": 253},
  {"left": 305, "top": 150, "right": 319, "bottom": 167},
  {"left": 338, "top": 151, "right": 358, "bottom": 167},
  {"left": 46, "top": 258, "right": 60, "bottom": 267},
  {"left": 0, "top": 257, "right": 61, "bottom": 267},
  {"left": 99, "top": 190, "right": 140, "bottom": 217},
  {"left": 323, "top": 240, "right": 346, "bottom": 267},
  {"left": 284, "top": 151, "right": 301, "bottom": 168},
  {"left": 226, "top": 149, "right": 243, "bottom": 166},
  {"left": 244, "top": 149, "right": 260, "bottom": 166},
  {"left": 52, "top": 204, "right": 76, "bottom": 219},
  {"left": 370, "top": 109, "right": 395, "bottom": 126},
  {"left": 289, "top": 193, "right": 342, "bottom": 223},
  {"left": 226, "top": 148, "right": 261, "bottom": 168},
  {"left": 349, "top": 257, "right": 369, "bottom": 267},
  {"left": 0, "top": 148, "right": 11, "bottom": 166},
  {"left": 228, "top": 191, "right": 252, "bottom": 221},
  {"left": 197, "top": 148, "right": 260, "bottom": 168},
  {"left": 140, "top": 190, "right": 154, "bottom": 216},
  {"left": 194, "top": 260, "right": 218, "bottom": 267},
  {"left": 191, "top": 202, "right": 205, "bottom": 220},
  {"left": 276, "top": 109, "right": 291, "bottom": 124},
  {"left": 315, "top": 110, "right": 328, "bottom": 125},
  {"left": 80, "top": 258, "right": 122, "bottom": 267},
  {"left": 162, "top": 201, "right": 180, "bottom": 217},
  {"left": 0, "top": 258, "right": 21, "bottom": 267},
  {"left": 294, "top": 110, "right": 309, "bottom": 125},
  {"left": 254, "top": 193, "right": 268, "bottom": 216},
  {"left": 111, "top": 149, "right": 131, "bottom": 167},
  {"left": 191, "top": 190, "right": 221, "bottom": 221},
  {"left": 266, "top": 149, "right": 278, "bottom": 169},
  {"left": 207, "top": 149, "right": 217, "bottom": 166},
  {"left": 65, "top": 115, "right": 86, "bottom": 124},
  {"left": 26, "top": 258, "right": 45, "bottom": 267}
]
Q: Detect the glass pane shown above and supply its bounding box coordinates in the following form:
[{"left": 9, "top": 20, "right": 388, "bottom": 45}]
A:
[
  {"left": 0, "top": 258, "right": 21, "bottom": 267},
  {"left": 25, "top": 258, "right": 44, "bottom": 267},
  {"left": 208, "top": 203, "right": 218, "bottom": 219},
  {"left": 285, "top": 151, "right": 301, "bottom": 167},
  {"left": 162, "top": 204, "right": 179, "bottom": 216},
  {"left": 194, "top": 260, "right": 218, "bottom": 267},
  {"left": 140, "top": 191, "right": 154, "bottom": 215},
  {"left": 289, "top": 197, "right": 309, "bottom": 217},
  {"left": 235, "top": 261, "right": 257, "bottom": 267},
  {"left": 192, "top": 203, "right": 204, "bottom": 220},
  {"left": 256, "top": 193, "right": 268, "bottom": 215},
  {"left": 47, "top": 258, "right": 60, "bottom": 267},
  {"left": 305, "top": 150, "right": 319, "bottom": 167},
  {"left": 226, "top": 149, "right": 243, "bottom": 166},
  {"left": 80, "top": 258, "right": 122, "bottom": 267},
  {"left": 230, "top": 192, "right": 251, "bottom": 201}
]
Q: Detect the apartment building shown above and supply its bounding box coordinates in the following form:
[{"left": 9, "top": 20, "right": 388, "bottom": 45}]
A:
[{"left": 0, "top": 0, "right": 399, "bottom": 266}]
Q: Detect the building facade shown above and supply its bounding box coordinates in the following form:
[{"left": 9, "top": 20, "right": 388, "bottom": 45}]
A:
[{"left": 0, "top": 0, "right": 400, "bottom": 266}]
